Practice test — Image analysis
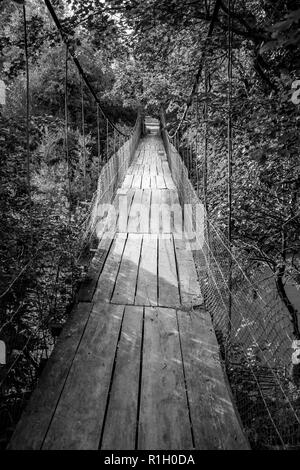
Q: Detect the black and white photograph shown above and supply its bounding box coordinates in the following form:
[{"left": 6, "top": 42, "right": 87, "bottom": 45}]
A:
[{"left": 0, "top": 0, "right": 299, "bottom": 455}]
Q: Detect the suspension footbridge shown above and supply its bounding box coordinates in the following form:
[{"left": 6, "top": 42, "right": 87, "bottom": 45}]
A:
[
  {"left": 1, "top": 0, "right": 300, "bottom": 451},
  {"left": 8, "top": 119, "right": 249, "bottom": 450}
]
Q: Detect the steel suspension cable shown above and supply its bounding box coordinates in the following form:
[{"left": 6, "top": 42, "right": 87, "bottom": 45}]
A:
[
  {"left": 96, "top": 104, "right": 101, "bottom": 175},
  {"left": 65, "top": 46, "right": 73, "bottom": 298},
  {"left": 227, "top": 0, "right": 233, "bottom": 348},
  {"left": 23, "top": 5, "right": 33, "bottom": 250},
  {"left": 44, "top": 0, "right": 129, "bottom": 138},
  {"left": 65, "top": 46, "right": 71, "bottom": 222},
  {"left": 167, "top": 0, "right": 221, "bottom": 139},
  {"left": 81, "top": 76, "right": 87, "bottom": 200}
]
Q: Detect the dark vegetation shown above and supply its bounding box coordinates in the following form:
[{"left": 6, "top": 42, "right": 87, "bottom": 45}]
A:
[{"left": 0, "top": 0, "right": 299, "bottom": 448}]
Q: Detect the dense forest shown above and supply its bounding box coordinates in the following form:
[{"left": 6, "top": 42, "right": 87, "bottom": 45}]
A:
[{"left": 0, "top": 0, "right": 299, "bottom": 448}]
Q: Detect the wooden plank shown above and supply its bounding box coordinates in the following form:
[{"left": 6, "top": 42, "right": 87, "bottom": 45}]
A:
[
  {"left": 177, "top": 309, "right": 250, "bottom": 450},
  {"left": 158, "top": 234, "right": 180, "bottom": 307},
  {"left": 150, "top": 190, "right": 161, "bottom": 234},
  {"left": 174, "top": 237, "right": 203, "bottom": 307},
  {"left": 101, "top": 305, "right": 143, "bottom": 450},
  {"left": 142, "top": 173, "right": 151, "bottom": 189},
  {"left": 42, "top": 303, "right": 125, "bottom": 450},
  {"left": 156, "top": 174, "right": 165, "bottom": 189},
  {"left": 127, "top": 189, "right": 143, "bottom": 233},
  {"left": 122, "top": 174, "right": 134, "bottom": 189},
  {"left": 94, "top": 234, "right": 127, "bottom": 303},
  {"left": 150, "top": 175, "right": 156, "bottom": 188},
  {"left": 160, "top": 189, "right": 171, "bottom": 233},
  {"left": 8, "top": 302, "right": 93, "bottom": 450},
  {"left": 164, "top": 174, "right": 176, "bottom": 190},
  {"left": 170, "top": 190, "right": 182, "bottom": 237},
  {"left": 117, "top": 189, "right": 134, "bottom": 233},
  {"left": 140, "top": 189, "right": 151, "bottom": 233},
  {"left": 112, "top": 233, "right": 143, "bottom": 305},
  {"left": 117, "top": 187, "right": 130, "bottom": 195},
  {"left": 162, "top": 161, "right": 170, "bottom": 175},
  {"left": 78, "top": 236, "right": 113, "bottom": 302},
  {"left": 143, "top": 164, "right": 150, "bottom": 175},
  {"left": 135, "top": 234, "right": 158, "bottom": 306},
  {"left": 132, "top": 174, "right": 142, "bottom": 189},
  {"left": 138, "top": 307, "right": 193, "bottom": 450},
  {"left": 150, "top": 164, "right": 157, "bottom": 176},
  {"left": 156, "top": 158, "right": 163, "bottom": 175}
]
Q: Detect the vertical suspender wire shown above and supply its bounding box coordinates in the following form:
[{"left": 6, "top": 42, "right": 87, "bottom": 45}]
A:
[
  {"left": 203, "top": 59, "right": 212, "bottom": 294},
  {"left": 226, "top": 0, "right": 233, "bottom": 356},
  {"left": 65, "top": 46, "right": 73, "bottom": 298},
  {"left": 23, "top": 4, "right": 37, "bottom": 381},
  {"left": 203, "top": 60, "right": 209, "bottom": 219},
  {"left": 23, "top": 5, "right": 33, "bottom": 251},
  {"left": 96, "top": 104, "right": 101, "bottom": 176},
  {"left": 195, "top": 93, "right": 200, "bottom": 197},
  {"left": 81, "top": 76, "right": 87, "bottom": 200},
  {"left": 106, "top": 119, "right": 109, "bottom": 162},
  {"left": 113, "top": 127, "right": 118, "bottom": 192}
]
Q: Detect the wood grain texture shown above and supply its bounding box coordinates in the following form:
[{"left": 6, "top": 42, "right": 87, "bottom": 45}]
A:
[
  {"left": 138, "top": 307, "right": 193, "bottom": 450},
  {"left": 101, "top": 305, "right": 143, "bottom": 449},
  {"left": 127, "top": 189, "right": 143, "bottom": 233},
  {"left": 156, "top": 174, "right": 166, "bottom": 189},
  {"left": 174, "top": 237, "right": 203, "bottom": 307},
  {"left": 122, "top": 174, "right": 133, "bottom": 189},
  {"left": 112, "top": 233, "right": 142, "bottom": 305},
  {"left": 140, "top": 189, "right": 151, "bottom": 233},
  {"left": 42, "top": 303, "right": 125, "bottom": 450},
  {"left": 150, "top": 190, "right": 161, "bottom": 234},
  {"left": 135, "top": 234, "right": 158, "bottom": 306},
  {"left": 8, "top": 302, "right": 93, "bottom": 450},
  {"left": 158, "top": 234, "right": 180, "bottom": 307},
  {"left": 78, "top": 235, "right": 113, "bottom": 302},
  {"left": 177, "top": 309, "right": 250, "bottom": 450},
  {"left": 94, "top": 233, "right": 127, "bottom": 303}
]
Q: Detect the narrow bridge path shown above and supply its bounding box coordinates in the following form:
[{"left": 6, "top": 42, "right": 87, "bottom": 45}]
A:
[{"left": 9, "top": 123, "right": 249, "bottom": 450}]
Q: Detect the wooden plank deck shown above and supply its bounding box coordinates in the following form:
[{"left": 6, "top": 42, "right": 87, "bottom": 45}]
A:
[{"left": 8, "top": 131, "right": 249, "bottom": 450}]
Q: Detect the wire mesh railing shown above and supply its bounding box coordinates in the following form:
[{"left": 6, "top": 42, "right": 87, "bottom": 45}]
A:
[
  {"left": 161, "top": 113, "right": 300, "bottom": 449},
  {"left": 0, "top": 0, "right": 142, "bottom": 448}
]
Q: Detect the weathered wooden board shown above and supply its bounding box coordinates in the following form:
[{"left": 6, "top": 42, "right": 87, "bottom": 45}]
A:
[
  {"left": 135, "top": 234, "right": 158, "bottom": 306},
  {"left": 160, "top": 189, "right": 171, "bottom": 234},
  {"left": 122, "top": 174, "right": 133, "bottom": 189},
  {"left": 158, "top": 234, "right": 180, "bottom": 307},
  {"left": 42, "top": 303, "right": 125, "bottom": 450},
  {"left": 111, "top": 233, "right": 142, "bottom": 305},
  {"left": 140, "top": 189, "right": 151, "bottom": 233},
  {"left": 94, "top": 234, "right": 127, "bottom": 303},
  {"left": 170, "top": 190, "right": 182, "bottom": 237},
  {"left": 164, "top": 173, "right": 176, "bottom": 190},
  {"left": 150, "top": 164, "right": 157, "bottom": 177},
  {"left": 132, "top": 174, "right": 142, "bottom": 189},
  {"left": 78, "top": 235, "right": 113, "bottom": 302},
  {"left": 8, "top": 302, "right": 94, "bottom": 450},
  {"left": 150, "top": 190, "right": 161, "bottom": 234},
  {"left": 174, "top": 237, "right": 203, "bottom": 307},
  {"left": 127, "top": 189, "right": 143, "bottom": 233},
  {"left": 156, "top": 174, "right": 166, "bottom": 189},
  {"left": 138, "top": 307, "right": 193, "bottom": 449},
  {"left": 150, "top": 175, "right": 157, "bottom": 189},
  {"left": 101, "top": 305, "right": 143, "bottom": 450},
  {"left": 142, "top": 173, "right": 151, "bottom": 189},
  {"left": 177, "top": 309, "right": 250, "bottom": 450}
]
